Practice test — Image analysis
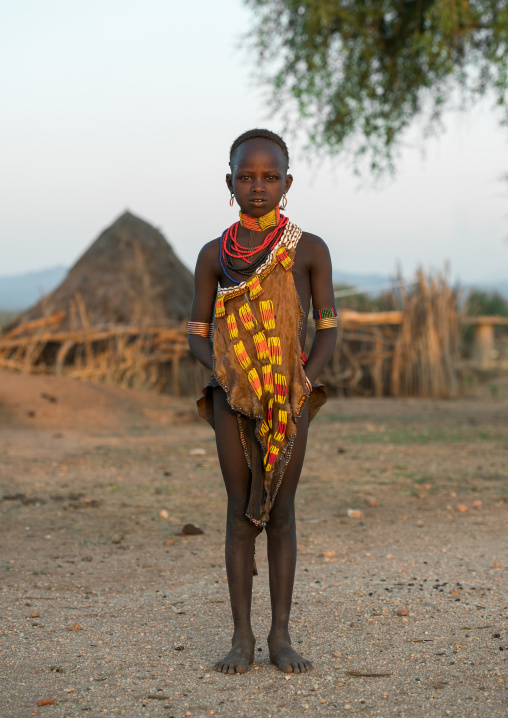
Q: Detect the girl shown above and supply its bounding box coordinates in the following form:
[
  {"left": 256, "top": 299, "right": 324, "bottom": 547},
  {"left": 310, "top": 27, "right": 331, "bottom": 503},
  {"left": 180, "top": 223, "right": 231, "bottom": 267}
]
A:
[{"left": 188, "top": 129, "right": 337, "bottom": 674}]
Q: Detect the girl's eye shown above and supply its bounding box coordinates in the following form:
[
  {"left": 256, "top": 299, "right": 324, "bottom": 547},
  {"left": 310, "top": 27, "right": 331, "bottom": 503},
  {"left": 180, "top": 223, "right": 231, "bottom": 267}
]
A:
[{"left": 240, "top": 175, "right": 251, "bottom": 181}]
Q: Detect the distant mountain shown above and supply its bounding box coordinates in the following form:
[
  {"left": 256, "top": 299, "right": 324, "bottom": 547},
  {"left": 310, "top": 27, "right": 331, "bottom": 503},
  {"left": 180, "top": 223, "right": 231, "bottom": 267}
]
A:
[
  {"left": 0, "top": 266, "right": 68, "bottom": 311},
  {"left": 0, "top": 265, "right": 505, "bottom": 312},
  {"left": 333, "top": 270, "right": 508, "bottom": 300},
  {"left": 333, "top": 270, "right": 393, "bottom": 294},
  {"left": 468, "top": 280, "right": 508, "bottom": 300}
]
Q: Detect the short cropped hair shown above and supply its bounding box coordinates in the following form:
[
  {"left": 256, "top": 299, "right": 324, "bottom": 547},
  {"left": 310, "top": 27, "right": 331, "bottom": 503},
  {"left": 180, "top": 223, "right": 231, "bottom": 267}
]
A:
[{"left": 229, "top": 129, "right": 289, "bottom": 169}]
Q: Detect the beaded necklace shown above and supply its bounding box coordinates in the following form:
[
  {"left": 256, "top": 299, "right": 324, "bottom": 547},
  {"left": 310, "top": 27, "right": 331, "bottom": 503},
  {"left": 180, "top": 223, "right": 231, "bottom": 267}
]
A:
[
  {"left": 220, "top": 209, "right": 288, "bottom": 285},
  {"left": 239, "top": 206, "right": 280, "bottom": 231}
]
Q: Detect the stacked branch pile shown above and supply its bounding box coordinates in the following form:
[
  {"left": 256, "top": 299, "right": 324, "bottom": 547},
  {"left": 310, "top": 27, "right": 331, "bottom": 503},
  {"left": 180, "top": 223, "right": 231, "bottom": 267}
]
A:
[
  {"left": 314, "top": 269, "right": 461, "bottom": 398},
  {"left": 2, "top": 214, "right": 463, "bottom": 398}
]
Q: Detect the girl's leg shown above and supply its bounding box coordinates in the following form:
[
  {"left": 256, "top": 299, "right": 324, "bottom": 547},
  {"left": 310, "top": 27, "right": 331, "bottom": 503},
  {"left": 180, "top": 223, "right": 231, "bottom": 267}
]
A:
[
  {"left": 266, "top": 402, "right": 311, "bottom": 673},
  {"left": 212, "top": 387, "right": 258, "bottom": 674}
]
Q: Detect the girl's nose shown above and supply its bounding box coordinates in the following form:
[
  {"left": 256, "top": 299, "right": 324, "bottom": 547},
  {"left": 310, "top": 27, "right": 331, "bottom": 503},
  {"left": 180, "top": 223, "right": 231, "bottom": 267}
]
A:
[{"left": 251, "top": 178, "right": 265, "bottom": 192}]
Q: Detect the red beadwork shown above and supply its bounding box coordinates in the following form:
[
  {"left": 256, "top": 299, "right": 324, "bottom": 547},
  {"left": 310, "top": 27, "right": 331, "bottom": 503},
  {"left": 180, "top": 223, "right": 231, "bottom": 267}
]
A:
[{"left": 221, "top": 215, "right": 288, "bottom": 268}]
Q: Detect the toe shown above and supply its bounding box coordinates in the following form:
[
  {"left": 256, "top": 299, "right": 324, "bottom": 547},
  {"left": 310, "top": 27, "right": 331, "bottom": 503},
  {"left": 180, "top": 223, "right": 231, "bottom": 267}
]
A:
[
  {"left": 235, "top": 664, "right": 247, "bottom": 674},
  {"left": 282, "top": 663, "right": 293, "bottom": 673},
  {"left": 291, "top": 662, "right": 300, "bottom": 673}
]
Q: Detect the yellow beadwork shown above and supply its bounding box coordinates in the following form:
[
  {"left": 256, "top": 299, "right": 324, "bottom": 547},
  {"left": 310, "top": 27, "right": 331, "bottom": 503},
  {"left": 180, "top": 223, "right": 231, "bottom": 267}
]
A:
[
  {"left": 262, "top": 364, "right": 274, "bottom": 393},
  {"left": 247, "top": 275, "right": 264, "bottom": 300},
  {"left": 215, "top": 296, "right": 225, "bottom": 318},
  {"left": 226, "top": 312, "right": 238, "bottom": 339},
  {"left": 274, "top": 373, "right": 287, "bottom": 403},
  {"left": 239, "top": 302, "right": 257, "bottom": 331},
  {"left": 258, "top": 420, "right": 270, "bottom": 437},
  {"left": 265, "top": 444, "right": 280, "bottom": 472},
  {"left": 268, "top": 398, "right": 274, "bottom": 429},
  {"left": 247, "top": 368, "right": 262, "bottom": 399},
  {"left": 253, "top": 331, "right": 269, "bottom": 360},
  {"left": 273, "top": 409, "right": 288, "bottom": 442},
  {"left": 268, "top": 336, "right": 282, "bottom": 365},
  {"left": 233, "top": 340, "right": 251, "bottom": 370},
  {"left": 276, "top": 246, "right": 294, "bottom": 271},
  {"left": 260, "top": 300, "right": 275, "bottom": 330}
]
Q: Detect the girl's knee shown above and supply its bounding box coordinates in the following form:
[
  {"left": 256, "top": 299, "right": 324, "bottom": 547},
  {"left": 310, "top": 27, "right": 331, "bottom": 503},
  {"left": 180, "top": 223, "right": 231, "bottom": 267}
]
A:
[
  {"left": 226, "top": 502, "right": 256, "bottom": 537},
  {"left": 267, "top": 502, "right": 295, "bottom": 534}
]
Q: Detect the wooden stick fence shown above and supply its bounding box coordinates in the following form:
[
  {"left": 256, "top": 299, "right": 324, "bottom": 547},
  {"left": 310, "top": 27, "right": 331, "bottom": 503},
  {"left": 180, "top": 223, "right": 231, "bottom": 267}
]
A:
[{"left": 1, "top": 283, "right": 503, "bottom": 398}]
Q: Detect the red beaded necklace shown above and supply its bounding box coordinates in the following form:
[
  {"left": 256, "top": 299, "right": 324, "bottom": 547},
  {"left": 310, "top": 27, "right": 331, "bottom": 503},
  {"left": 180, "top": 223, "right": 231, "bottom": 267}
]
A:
[{"left": 220, "top": 208, "right": 288, "bottom": 284}]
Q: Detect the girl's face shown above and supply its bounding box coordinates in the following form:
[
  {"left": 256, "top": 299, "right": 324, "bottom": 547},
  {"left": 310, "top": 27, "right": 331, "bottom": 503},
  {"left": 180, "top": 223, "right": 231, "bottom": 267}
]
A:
[{"left": 226, "top": 139, "right": 293, "bottom": 217}]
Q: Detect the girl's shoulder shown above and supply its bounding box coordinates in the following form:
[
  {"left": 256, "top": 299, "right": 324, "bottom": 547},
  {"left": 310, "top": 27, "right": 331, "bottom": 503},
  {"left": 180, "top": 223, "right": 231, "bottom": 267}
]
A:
[
  {"left": 198, "top": 236, "right": 221, "bottom": 257},
  {"left": 195, "top": 237, "right": 222, "bottom": 281},
  {"left": 297, "top": 231, "right": 331, "bottom": 259}
]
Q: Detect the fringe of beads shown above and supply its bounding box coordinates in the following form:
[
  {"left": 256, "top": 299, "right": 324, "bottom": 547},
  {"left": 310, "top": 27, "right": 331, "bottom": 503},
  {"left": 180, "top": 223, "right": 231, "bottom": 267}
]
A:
[
  {"left": 262, "top": 364, "right": 274, "bottom": 393},
  {"left": 260, "top": 300, "right": 275, "bottom": 330},
  {"left": 276, "top": 246, "right": 294, "bottom": 271},
  {"left": 239, "top": 302, "right": 257, "bottom": 331},
  {"left": 247, "top": 368, "right": 262, "bottom": 399},
  {"left": 215, "top": 296, "right": 225, "bottom": 318},
  {"left": 273, "top": 409, "right": 288, "bottom": 442},
  {"left": 265, "top": 445, "right": 280, "bottom": 472},
  {"left": 268, "top": 336, "right": 282, "bottom": 365},
  {"left": 274, "top": 373, "right": 288, "bottom": 403},
  {"left": 226, "top": 313, "right": 238, "bottom": 339},
  {"left": 247, "top": 275, "right": 264, "bottom": 300},
  {"left": 253, "top": 331, "right": 269, "bottom": 360},
  {"left": 233, "top": 340, "right": 251, "bottom": 370}
]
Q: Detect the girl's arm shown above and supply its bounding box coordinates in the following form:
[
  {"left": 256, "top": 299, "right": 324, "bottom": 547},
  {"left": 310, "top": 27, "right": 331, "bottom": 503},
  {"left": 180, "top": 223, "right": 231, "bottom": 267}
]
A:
[
  {"left": 304, "top": 238, "right": 338, "bottom": 384},
  {"left": 188, "top": 241, "right": 220, "bottom": 371}
]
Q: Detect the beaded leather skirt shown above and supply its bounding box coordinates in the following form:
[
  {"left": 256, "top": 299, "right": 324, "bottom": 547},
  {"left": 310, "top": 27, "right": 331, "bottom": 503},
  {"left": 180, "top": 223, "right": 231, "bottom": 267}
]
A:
[{"left": 197, "top": 222, "right": 326, "bottom": 527}]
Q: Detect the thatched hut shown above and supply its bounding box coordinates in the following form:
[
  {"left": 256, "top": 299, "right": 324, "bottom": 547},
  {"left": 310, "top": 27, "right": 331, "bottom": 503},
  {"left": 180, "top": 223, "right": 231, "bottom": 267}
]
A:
[
  {"left": 8, "top": 211, "right": 194, "bottom": 330},
  {"left": 0, "top": 212, "right": 207, "bottom": 395}
]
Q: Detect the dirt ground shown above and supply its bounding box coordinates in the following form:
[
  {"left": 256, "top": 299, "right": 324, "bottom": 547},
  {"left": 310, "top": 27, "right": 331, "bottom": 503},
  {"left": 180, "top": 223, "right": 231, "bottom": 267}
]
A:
[{"left": 0, "top": 371, "right": 507, "bottom": 718}]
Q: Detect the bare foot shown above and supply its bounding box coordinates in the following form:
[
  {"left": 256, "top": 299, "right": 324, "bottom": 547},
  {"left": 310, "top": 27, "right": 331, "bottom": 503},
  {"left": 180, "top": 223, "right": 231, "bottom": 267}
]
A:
[
  {"left": 268, "top": 636, "right": 312, "bottom": 673},
  {"left": 214, "top": 634, "right": 255, "bottom": 674}
]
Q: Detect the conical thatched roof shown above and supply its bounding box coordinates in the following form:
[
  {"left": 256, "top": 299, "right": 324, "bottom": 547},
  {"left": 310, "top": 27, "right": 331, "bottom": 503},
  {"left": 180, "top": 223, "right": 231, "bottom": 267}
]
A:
[{"left": 10, "top": 212, "right": 194, "bottom": 330}]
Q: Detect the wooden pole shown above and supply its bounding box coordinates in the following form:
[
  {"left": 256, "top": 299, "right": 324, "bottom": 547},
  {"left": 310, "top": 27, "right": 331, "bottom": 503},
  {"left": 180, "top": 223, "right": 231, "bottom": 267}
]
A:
[{"left": 472, "top": 322, "right": 495, "bottom": 370}]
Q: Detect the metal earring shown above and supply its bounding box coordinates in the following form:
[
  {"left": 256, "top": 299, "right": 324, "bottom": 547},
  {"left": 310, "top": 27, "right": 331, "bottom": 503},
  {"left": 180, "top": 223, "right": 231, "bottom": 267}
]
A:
[
  {"left": 280, "top": 192, "right": 288, "bottom": 210},
  {"left": 229, "top": 192, "right": 235, "bottom": 207}
]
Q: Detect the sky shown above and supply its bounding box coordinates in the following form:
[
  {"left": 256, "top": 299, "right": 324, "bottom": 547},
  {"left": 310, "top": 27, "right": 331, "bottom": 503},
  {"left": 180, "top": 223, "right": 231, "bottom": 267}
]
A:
[{"left": 1, "top": 0, "right": 507, "bottom": 284}]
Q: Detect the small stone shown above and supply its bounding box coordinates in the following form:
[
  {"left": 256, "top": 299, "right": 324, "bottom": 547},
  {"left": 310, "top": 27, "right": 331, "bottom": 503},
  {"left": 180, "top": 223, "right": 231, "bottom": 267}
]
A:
[
  {"left": 70, "top": 622, "right": 82, "bottom": 631},
  {"left": 396, "top": 607, "right": 408, "bottom": 616},
  {"left": 492, "top": 563, "right": 502, "bottom": 569},
  {"left": 179, "top": 524, "right": 204, "bottom": 535},
  {"left": 456, "top": 504, "right": 469, "bottom": 512},
  {"left": 189, "top": 448, "right": 206, "bottom": 455},
  {"left": 347, "top": 509, "right": 364, "bottom": 519},
  {"left": 323, "top": 551, "right": 336, "bottom": 558},
  {"left": 37, "top": 699, "right": 55, "bottom": 706},
  {"left": 159, "top": 510, "right": 169, "bottom": 519},
  {"left": 164, "top": 539, "right": 175, "bottom": 546},
  {"left": 364, "top": 496, "right": 378, "bottom": 508},
  {"left": 112, "top": 533, "right": 124, "bottom": 544},
  {"left": 416, "top": 520, "right": 424, "bottom": 527},
  {"left": 473, "top": 500, "right": 482, "bottom": 509}
]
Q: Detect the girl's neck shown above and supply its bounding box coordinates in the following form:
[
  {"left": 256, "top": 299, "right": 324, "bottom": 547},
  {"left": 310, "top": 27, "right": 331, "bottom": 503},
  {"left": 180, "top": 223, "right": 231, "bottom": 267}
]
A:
[{"left": 239, "top": 205, "right": 280, "bottom": 232}]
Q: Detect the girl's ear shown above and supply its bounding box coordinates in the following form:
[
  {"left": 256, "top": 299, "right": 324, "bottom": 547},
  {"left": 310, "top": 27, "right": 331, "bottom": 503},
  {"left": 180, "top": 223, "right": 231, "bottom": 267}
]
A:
[
  {"left": 226, "top": 173, "right": 233, "bottom": 192},
  {"left": 285, "top": 174, "right": 293, "bottom": 192}
]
